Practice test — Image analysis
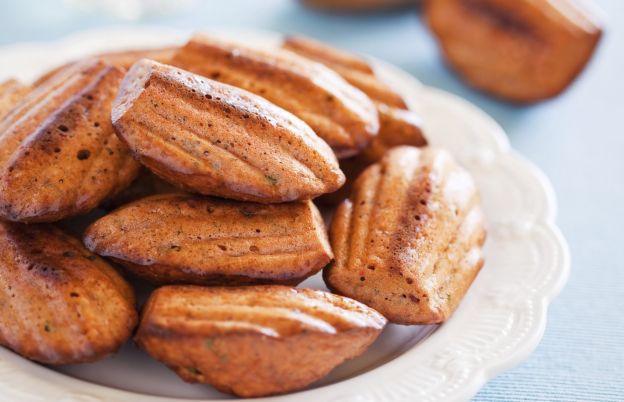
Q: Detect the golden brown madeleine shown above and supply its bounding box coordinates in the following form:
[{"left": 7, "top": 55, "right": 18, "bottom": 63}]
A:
[
  {"left": 84, "top": 194, "right": 333, "bottom": 286},
  {"left": 0, "top": 79, "right": 31, "bottom": 119},
  {"left": 425, "top": 0, "right": 603, "bottom": 103},
  {"left": 171, "top": 34, "right": 379, "bottom": 158},
  {"left": 325, "top": 146, "right": 486, "bottom": 325},
  {"left": 283, "top": 35, "right": 408, "bottom": 109},
  {"left": 0, "top": 221, "right": 137, "bottom": 365},
  {"left": 135, "top": 285, "right": 386, "bottom": 397},
  {"left": 0, "top": 59, "right": 140, "bottom": 223},
  {"left": 112, "top": 59, "right": 345, "bottom": 202},
  {"left": 33, "top": 46, "right": 177, "bottom": 87}
]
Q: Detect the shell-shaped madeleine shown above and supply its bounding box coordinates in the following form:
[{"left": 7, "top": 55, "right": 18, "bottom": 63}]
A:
[
  {"left": 283, "top": 35, "right": 407, "bottom": 109},
  {"left": 112, "top": 59, "right": 344, "bottom": 203},
  {"left": 84, "top": 194, "right": 333, "bottom": 285},
  {"left": 0, "top": 221, "right": 137, "bottom": 365},
  {"left": 0, "top": 59, "right": 140, "bottom": 223},
  {"left": 325, "top": 146, "right": 486, "bottom": 325},
  {"left": 0, "top": 79, "right": 31, "bottom": 119},
  {"left": 171, "top": 34, "right": 379, "bottom": 158},
  {"left": 425, "top": 0, "right": 603, "bottom": 102},
  {"left": 135, "top": 285, "right": 386, "bottom": 397}
]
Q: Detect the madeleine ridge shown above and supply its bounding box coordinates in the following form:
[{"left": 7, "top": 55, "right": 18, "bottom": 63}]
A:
[
  {"left": 325, "top": 146, "right": 486, "bottom": 325},
  {"left": 0, "top": 222, "right": 137, "bottom": 365},
  {"left": 84, "top": 194, "right": 333, "bottom": 286},
  {"left": 112, "top": 59, "right": 345, "bottom": 202},
  {"left": 171, "top": 34, "right": 379, "bottom": 158},
  {"left": 135, "top": 285, "right": 387, "bottom": 397},
  {"left": 0, "top": 59, "right": 140, "bottom": 223},
  {"left": 0, "top": 79, "right": 31, "bottom": 119}
]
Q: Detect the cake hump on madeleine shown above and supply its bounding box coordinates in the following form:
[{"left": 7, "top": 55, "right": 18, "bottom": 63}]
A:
[
  {"left": 112, "top": 59, "right": 345, "bottom": 203},
  {"left": 0, "top": 222, "right": 137, "bottom": 365},
  {"left": 171, "top": 34, "right": 379, "bottom": 158},
  {"left": 0, "top": 59, "right": 140, "bottom": 223},
  {"left": 325, "top": 146, "right": 486, "bottom": 325},
  {"left": 135, "top": 285, "right": 386, "bottom": 397},
  {"left": 84, "top": 194, "right": 333, "bottom": 286}
]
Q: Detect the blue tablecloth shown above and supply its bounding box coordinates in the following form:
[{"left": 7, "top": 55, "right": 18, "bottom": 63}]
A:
[{"left": 0, "top": 1, "right": 622, "bottom": 400}]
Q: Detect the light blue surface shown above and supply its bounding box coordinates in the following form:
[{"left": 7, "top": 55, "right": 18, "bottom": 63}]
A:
[{"left": 0, "top": 0, "right": 622, "bottom": 400}]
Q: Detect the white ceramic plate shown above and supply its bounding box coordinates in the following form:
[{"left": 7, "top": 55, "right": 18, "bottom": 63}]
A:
[{"left": 0, "top": 27, "right": 569, "bottom": 402}]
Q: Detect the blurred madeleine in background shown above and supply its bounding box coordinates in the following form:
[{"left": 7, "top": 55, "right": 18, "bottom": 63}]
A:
[{"left": 301, "top": 0, "right": 603, "bottom": 103}]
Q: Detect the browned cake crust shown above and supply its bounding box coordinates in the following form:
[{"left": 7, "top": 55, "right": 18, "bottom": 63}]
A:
[
  {"left": 324, "top": 146, "right": 486, "bottom": 325},
  {"left": 135, "top": 285, "right": 386, "bottom": 397},
  {"left": 171, "top": 34, "right": 379, "bottom": 158},
  {"left": 0, "top": 59, "right": 140, "bottom": 223},
  {"left": 283, "top": 35, "right": 408, "bottom": 109},
  {"left": 33, "top": 46, "right": 177, "bottom": 87},
  {"left": 112, "top": 59, "right": 345, "bottom": 203},
  {"left": 0, "top": 221, "right": 137, "bottom": 365},
  {"left": 84, "top": 194, "right": 333, "bottom": 286},
  {"left": 362, "top": 103, "right": 426, "bottom": 161},
  {"left": 0, "top": 79, "right": 31, "bottom": 119},
  {"left": 425, "top": 0, "right": 603, "bottom": 103}
]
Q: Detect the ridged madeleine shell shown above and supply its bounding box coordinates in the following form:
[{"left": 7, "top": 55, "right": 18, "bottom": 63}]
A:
[
  {"left": 0, "top": 59, "right": 140, "bottom": 223},
  {"left": 325, "top": 146, "right": 486, "bottom": 325},
  {"left": 0, "top": 79, "right": 31, "bottom": 120},
  {"left": 171, "top": 34, "right": 379, "bottom": 158},
  {"left": 84, "top": 194, "right": 333, "bottom": 285},
  {"left": 135, "top": 285, "right": 386, "bottom": 397},
  {"left": 0, "top": 221, "right": 137, "bottom": 365},
  {"left": 112, "top": 59, "right": 345, "bottom": 203}
]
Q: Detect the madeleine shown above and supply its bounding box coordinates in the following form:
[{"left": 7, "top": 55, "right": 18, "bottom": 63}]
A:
[
  {"left": 325, "top": 146, "right": 486, "bottom": 324},
  {"left": 135, "top": 285, "right": 386, "bottom": 397}
]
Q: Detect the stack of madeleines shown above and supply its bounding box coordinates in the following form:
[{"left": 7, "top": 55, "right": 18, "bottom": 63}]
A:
[{"left": 0, "top": 33, "right": 485, "bottom": 398}]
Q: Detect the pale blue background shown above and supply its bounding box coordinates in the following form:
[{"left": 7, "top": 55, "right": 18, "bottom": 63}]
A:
[{"left": 0, "top": 0, "right": 622, "bottom": 400}]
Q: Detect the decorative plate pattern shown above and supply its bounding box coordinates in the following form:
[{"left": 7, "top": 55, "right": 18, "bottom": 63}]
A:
[{"left": 0, "top": 27, "right": 569, "bottom": 402}]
